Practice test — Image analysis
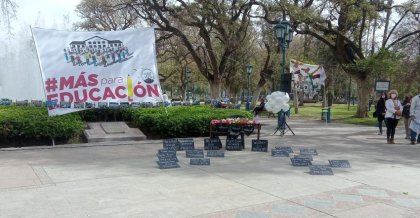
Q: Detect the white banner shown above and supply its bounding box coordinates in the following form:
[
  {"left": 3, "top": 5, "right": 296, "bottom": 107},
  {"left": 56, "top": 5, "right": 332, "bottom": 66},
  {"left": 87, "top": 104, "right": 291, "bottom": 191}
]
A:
[
  {"left": 290, "top": 59, "right": 327, "bottom": 100},
  {"left": 32, "top": 27, "right": 162, "bottom": 116}
]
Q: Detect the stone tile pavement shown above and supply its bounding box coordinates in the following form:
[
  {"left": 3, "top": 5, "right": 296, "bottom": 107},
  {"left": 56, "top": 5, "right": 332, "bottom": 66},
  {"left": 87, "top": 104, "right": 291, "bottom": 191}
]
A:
[{"left": 1, "top": 118, "right": 420, "bottom": 217}]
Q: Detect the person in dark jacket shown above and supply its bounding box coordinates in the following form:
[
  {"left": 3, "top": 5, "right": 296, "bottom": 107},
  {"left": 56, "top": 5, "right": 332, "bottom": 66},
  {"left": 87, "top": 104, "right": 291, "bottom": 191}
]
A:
[
  {"left": 402, "top": 96, "right": 412, "bottom": 139},
  {"left": 376, "top": 93, "right": 387, "bottom": 135},
  {"left": 252, "top": 99, "right": 265, "bottom": 116}
]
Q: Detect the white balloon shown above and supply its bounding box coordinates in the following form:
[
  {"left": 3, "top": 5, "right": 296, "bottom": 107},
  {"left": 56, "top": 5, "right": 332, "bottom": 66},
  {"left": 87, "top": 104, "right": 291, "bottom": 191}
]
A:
[
  {"left": 284, "top": 93, "right": 290, "bottom": 102},
  {"left": 283, "top": 104, "right": 290, "bottom": 112},
  {"left": 272, "top": 104, "right": 281, "bottom": 113},
  {"left": 280, "top": 104, "right": 289, "bottom": 112},
  {"left": 274, "top": 95, "right": 282, "bottom": 102},
  {"left": 265, "top": 103, "right": 273, "bottom": 112},
  {"left": 265, "top": 91, "right": 292, "bottom": 114}
]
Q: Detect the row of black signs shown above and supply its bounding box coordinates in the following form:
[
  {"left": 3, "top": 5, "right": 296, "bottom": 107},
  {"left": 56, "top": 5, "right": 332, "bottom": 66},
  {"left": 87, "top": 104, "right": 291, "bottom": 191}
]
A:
[
  {"left": 158, "top": 138, "right": 351, "bottom": 174},
  {"left": 163, "top": 137, "right": 269, "bottom": 152},
  {"left": 271, "top": 146, "right": 351, "bottom": 175},
  {"left": 157, "top": 138, "right": 228, "bottom": 169},
  {"left": 158, "top": 149, "right": 225, "bottom": 168}
]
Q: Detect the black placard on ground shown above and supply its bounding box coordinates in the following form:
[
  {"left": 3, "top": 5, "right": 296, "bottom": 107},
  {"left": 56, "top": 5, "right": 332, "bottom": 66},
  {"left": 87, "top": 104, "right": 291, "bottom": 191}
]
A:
[
  {"left": 272, "top": 149, "right": 290, "bottom": 157},
  {"left": 226, "top": 139, "right": 242, "bottom": 151},
  {"left": 190, "top": 158, "right": 211, "bottom": 165},
  {"left": 272, "top": 146, "right": 293, "bottom": 157},
  {"left": 207, "top": 150, "right": 225, "bottom": 157},
  {"left": 157, "top": 161, "right": 180, "bottom": 169},
  {"left": 290, "top": 157, "right": 312, "bottom": 166},
  {"left": 275, "top": 146, "right": 294, "bottom": 154},
  {"left": 294, "top": 154, "right": 313, "bottom": 161},
  {"left": 186, "top": 149, "right": 204, "bottom": 158},
  {"left": 163, "top": 139, "right": 179, "bottom": 150},
  {"left": 157, "top": 154, "right": 178, "bottom": 162},
  {"left": 158, "top": 149, "right": 177, "bottom": 155},
  {"left": 251, "top": 139, "right": 268, "bottom": 152},
  {"left": 300, "top": 148, "right": 318, "bottom": 155},
  {"left": 309, "top": 165, "right": 334, "bottom": 175},
  {"left": 204, "top": 138, "right": 222, "bottom": 150},
  {"left": 329, "top": 160, "right": 351, "bottom": 168},
  {"left": 177, "top": 138, "right": 195, "bottom": 151}
]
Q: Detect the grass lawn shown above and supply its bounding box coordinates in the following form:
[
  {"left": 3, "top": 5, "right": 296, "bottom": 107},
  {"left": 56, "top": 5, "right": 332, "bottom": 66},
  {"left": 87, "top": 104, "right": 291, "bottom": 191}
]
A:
[{"left": 288, "top": 103, "right": 377, "bottom": 126}]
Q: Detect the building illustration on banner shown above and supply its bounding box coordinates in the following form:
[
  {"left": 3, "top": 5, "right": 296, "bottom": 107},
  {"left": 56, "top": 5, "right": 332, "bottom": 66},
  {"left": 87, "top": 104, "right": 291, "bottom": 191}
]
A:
[
  {"left": 64, "top": 36, "right": 133, "bottom": 67},
  {"left": 290, "top": 59, "right": 327, "bottom": 101}
]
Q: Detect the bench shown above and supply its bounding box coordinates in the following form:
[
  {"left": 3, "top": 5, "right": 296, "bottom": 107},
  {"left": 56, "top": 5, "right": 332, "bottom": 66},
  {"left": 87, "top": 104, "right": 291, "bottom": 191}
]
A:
[{"left": 257, "top": 108, "right": 276, "bottom": 118}]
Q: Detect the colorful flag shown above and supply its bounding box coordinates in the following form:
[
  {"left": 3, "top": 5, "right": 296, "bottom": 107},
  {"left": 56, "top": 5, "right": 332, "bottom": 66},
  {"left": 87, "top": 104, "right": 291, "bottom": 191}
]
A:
[
  {"left": 290, "top": 59, "right": 327, "bottom": 86},
  {"left": 32, "top": 27, "right": 163, "bottom": 116}
]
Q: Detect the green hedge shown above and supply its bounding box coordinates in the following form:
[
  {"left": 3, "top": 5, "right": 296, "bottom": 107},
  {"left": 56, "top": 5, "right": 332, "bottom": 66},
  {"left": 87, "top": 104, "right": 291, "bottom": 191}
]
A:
[
  {"left": 0, "top": 106, "right": 84, "bottom": 144},
  {"left": 123, "top": 106, "right": 252, "bottom": 139},
  {"left": 0, "top": 105, "right": 252, "bottom": 145}
]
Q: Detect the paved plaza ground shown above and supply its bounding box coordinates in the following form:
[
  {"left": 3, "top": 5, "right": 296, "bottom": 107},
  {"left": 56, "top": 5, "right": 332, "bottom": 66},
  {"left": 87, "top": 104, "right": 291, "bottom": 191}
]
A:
[{"left": 1, "top": 118, "right": 420, "bottom": 217}]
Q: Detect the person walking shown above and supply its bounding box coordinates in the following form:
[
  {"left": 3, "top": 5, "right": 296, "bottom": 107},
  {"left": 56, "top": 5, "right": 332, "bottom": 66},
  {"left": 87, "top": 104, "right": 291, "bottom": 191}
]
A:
[
  {"left": 402, "top": 96, "right": 412, "bottom": 139},
  {"left": 385, "top": 90, "right": 402, "bottom": 144},
  {"left": 409, "top": 94, "right": 420, "bottom": 145},
  {"left": 375, "top": 93, "right": 387, "bottom": 135}
]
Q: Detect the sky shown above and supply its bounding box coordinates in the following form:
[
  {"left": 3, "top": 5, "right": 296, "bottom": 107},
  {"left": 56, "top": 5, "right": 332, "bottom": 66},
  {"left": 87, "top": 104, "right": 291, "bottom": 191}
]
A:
[
  {"left": 11, "top": 0, "right": 81, "bottom": 32},
  {"left": 0, "top": 0, "right": 82, "bottom": 99}
]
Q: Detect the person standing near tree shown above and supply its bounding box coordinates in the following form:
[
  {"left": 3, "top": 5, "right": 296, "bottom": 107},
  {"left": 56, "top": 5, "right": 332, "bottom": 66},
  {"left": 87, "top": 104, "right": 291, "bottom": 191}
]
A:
[
  {"left": 376, "top": 93, "right": 387, "bottom": 135},
  {"left": 385, "top": 90, "right": 402, "bottom": 144},
  {"left": 402, "top": 96, "right": 412, "bottom": 139},
  {"left": 409, "top": 93, "right": 420, "bottom": 145}
]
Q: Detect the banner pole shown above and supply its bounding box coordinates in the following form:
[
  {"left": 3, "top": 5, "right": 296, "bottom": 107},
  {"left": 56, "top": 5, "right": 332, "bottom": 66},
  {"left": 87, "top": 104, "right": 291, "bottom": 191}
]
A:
[{"left": 30, "top": 26, "right": 48, "bottom": 105}]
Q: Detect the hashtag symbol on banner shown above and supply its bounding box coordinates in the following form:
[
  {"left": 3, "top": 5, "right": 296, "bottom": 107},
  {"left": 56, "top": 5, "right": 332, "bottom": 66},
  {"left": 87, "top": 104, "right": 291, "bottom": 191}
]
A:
[{"left": 45, "top": 78, "right": 58, "bottom": 93}]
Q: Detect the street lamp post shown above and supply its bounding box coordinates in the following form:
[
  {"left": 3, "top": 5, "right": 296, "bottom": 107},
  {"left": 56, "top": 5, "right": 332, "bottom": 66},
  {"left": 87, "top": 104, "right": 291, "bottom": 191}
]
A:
[
  {"left": 274, "top": 17, "right": 293, "bottom": 134},
  {"left": 245, "top": 64, "right": 253, "bottom": 111},
  {"left": 185, "top": 68, "right": 191, "bottom": 101},
  {"left": 274, "top": 18, "right": 293, "bottom": 90}
]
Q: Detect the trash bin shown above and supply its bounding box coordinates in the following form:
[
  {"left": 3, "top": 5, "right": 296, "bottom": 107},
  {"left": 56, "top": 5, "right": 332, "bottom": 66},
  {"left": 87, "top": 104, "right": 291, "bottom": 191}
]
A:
[{"left": 321, "top": 107, "right": 331, "bottom": 123}]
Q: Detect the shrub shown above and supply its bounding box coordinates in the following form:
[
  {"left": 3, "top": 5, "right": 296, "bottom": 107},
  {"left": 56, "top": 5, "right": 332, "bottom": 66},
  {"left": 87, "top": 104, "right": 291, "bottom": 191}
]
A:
[
  {"left": 123, "top": 105, "right": 252, "bottom": 139},
  {"left": 0, "top": 106, "right": 84, "bottom": 144}
]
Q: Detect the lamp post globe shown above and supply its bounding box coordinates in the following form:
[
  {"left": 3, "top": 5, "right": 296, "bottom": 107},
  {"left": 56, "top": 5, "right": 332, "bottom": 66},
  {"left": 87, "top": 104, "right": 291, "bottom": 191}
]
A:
[
  {"left": 274, "top": 18, "right": 293, "bottom": 91},
  {"left": 245, "top": 64, "right": 253, "bottom": 111}
]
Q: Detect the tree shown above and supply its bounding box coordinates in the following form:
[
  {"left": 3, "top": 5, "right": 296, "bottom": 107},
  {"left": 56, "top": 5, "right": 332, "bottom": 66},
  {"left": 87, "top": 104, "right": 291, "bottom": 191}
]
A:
[
  {"left": 1, "top": 0, "right": 17, "bottom": 34},
  {"left": 74, "top": 0, "right": 141, "bottom": 31},
  {"left": 157, "top": 35, "right": 194, "bottom": 100},
  {"left": 255, "top": 0, "right": 420, "bottom": 117},
  {"left": 120, "top": 0, "right": 254, "bottom": 99}
]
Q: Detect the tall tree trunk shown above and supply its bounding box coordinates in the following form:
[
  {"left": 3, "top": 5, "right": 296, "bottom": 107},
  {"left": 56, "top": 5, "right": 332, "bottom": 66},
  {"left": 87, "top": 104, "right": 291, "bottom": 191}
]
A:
[
  {"left": 293, "top": 82, "right": 299, "bottom": 113},
  {"left": 209, "top": 80, "right": 220, "bottom": 99},
  {"left": 321, "top": 85, "right": 327, "bottom": 107},
  {"left": 355, "top": 77, "right": 371, "bottom": 117},
  {"left": 297, "top": 81, "right": 305, "bottom": 106},
  {"left": 251, "top": 82, "right": 264, "bottom": 109}
]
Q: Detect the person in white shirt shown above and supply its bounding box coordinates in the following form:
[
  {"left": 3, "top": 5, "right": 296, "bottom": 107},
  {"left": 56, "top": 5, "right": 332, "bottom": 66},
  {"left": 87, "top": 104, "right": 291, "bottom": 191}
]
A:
[
  {"left": 162, "top": 91, "right": 170, "bottom": 106},
  {"left": 384, "top": 90, "right": 402, "bottom": 144},
  {"left": 409, "top": 94, "right": 420, "bottom": 145}
]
